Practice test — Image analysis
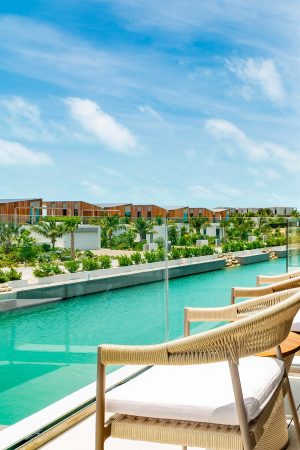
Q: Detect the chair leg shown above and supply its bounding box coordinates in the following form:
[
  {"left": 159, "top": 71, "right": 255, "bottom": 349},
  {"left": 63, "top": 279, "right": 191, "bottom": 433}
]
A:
[
  {"left": 286, "top": 379, "right": 300, "bottom": 442},
  {"left": 275, "top": 346, "right": 300, "bottom": 443}
]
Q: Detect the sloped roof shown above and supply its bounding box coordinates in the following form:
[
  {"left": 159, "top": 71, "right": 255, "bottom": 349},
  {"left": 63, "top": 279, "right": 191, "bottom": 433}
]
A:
[{"left": 0, "top": 198, "right": 40, "bottom": 204}]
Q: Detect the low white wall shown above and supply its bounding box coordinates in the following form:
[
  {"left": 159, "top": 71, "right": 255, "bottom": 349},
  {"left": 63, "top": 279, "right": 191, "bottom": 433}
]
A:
[{"left": 31, "top": 225, "right": 101, "bottom": 250}]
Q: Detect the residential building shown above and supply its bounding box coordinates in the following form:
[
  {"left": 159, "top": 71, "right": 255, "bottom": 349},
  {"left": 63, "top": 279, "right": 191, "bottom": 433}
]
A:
[
  {"left": 44, "top": 201, "right": 104, "bottom": 218},
  {"left": 0, "top": 198, "right": 42, "bottom": 223}
]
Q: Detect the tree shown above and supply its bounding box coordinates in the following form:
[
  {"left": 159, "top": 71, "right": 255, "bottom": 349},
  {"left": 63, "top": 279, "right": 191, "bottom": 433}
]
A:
[
  {"left": 32, "top": 219, "right": 65, "bottom": 251},
  {"left": 189, "top": 215, "right": 210, "bottom": 236},
  {"left": 0, "top": 223, "right": 22, "bottom": 253},
  {"left": 130, "top": 218, "right": 154, "bottom": 241},
  {"left": 220, "top": 219, "right": 231, "bottom": 243},
  {"left": 168, "top": 224, "right": 179, "bottom": 245},
  {"left": 60, "top": 217, "right": 80, "bottom": 259},
  {"left": 16, "top": 229, "right": 38, "bottom": 264},
  {"left": 290, "top": 209, "right": 300, "bottom": 217},
  {"left": 90, "top": 215, "right": 123, "bottom": 248}
]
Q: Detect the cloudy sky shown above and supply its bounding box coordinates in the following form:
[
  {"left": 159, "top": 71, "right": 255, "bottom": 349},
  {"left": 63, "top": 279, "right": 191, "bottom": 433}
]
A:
[{"left": 1, "top": 0, "right": 300, "bottom": 208}]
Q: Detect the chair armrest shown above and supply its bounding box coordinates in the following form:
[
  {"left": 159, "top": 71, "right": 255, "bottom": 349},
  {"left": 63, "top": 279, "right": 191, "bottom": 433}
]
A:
[
  {"left": 185, "top": 288, "right": 300, "bottom": 336},
  {"left": 231, "top": 285, "right": 271, "bottom": 303},
  {"left": 184, "top": 305, "right": 239, "bottom": 336}
]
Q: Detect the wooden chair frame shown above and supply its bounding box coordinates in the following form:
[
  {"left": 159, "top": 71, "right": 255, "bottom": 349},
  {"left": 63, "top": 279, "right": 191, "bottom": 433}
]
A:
[{"left": 95, "top": 291, "right": 300, "bottom": 450}]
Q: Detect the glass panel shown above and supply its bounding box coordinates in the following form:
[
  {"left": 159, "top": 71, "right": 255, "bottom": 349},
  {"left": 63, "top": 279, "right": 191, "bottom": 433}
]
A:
[
  {"left": 287, "top": 218, "right": 300, "bottom": 271},
  {"left": 0, "top": 214, "right": 169, "bottom": 431},
  {"left": 0, "top": 209, "right": 290, "bottom": 439},
  {"left": 166, "top": 214, "right": 288, "bottom": 339}
]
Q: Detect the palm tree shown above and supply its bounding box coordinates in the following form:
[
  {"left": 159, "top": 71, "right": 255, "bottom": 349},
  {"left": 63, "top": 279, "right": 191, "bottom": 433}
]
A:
[
  {"left": 62, "top": 217, "right": 80, "bottom": 259},
  {"left": 189, "top": 215, "right": 210, "bottom": 236},
  {"left": 130, "top": 218, "right": 154, "bottom": 241},
  {"left": 89, "top": 215, "right": 123, "bottom": 248},
  {"left": 32, "top": 219, "right": 65, "bottom": 250}
]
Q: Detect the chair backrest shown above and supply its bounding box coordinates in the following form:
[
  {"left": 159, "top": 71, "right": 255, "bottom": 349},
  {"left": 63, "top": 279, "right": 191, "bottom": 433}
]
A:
[
  {"left": 231, "top": 275, "right": 300, "bottom": 303},
  {"left": 256, "top": 270, "right": 300, "bottom": 286},
  {"left": 236, "top": 288, "right": 300, "bottom": 315},
  {"left": 100, "top": 290, "right": 300, "bottom": 367}
]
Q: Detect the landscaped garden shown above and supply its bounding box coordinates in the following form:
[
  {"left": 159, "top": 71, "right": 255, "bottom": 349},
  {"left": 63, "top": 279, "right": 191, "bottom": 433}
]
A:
[{"left": 0, "top": 209, "right": 290, "bottom": 284}]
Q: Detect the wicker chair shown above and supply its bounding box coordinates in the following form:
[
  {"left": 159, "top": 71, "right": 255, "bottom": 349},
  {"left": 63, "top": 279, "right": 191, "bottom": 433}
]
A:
[
  {"left": 256, "top": 270, "right": 300, "bottom": 287},
  {"left": 231, "top": 276, "right": 300, "bottom": 333},
  {"left": 231, "top": 274, "right": 300, "bottom": 304},
  {"left": 95, "top": 291, "right": 300, "bottom": 450}
]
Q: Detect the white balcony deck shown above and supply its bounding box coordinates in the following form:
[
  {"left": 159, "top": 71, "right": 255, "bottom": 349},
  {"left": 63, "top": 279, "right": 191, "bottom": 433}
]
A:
[{"left": 40, "top": 372, "right": 300, "bottom": 450}]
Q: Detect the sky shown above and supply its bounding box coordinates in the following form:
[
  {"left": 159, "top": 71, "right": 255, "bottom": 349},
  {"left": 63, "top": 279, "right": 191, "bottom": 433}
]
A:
[{"left": 1, "top": 0, "right": 300, "bottom": 208}]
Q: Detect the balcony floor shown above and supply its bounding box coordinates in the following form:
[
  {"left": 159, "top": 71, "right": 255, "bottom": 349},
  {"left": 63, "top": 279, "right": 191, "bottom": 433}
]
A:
[{"left": 40, "top": 374, "right": 300, "bottom": 450}]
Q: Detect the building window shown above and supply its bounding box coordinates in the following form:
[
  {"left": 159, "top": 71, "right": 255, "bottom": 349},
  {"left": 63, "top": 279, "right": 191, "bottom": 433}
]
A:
[
  {"left": 74, "top": 209, "right": 78, "bottom": 216},
  {"left": 147, "top": 211, "right": 151, "bottom": 218},
  {"left": 137, "top": 211, "right": 141, "bottom": 217}
]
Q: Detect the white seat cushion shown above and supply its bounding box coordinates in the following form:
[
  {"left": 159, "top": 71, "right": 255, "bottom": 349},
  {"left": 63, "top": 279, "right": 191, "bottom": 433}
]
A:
[
  {"left": 106, "top": 356, "right": 284, "bottom": 426},
  {"left": 291, "top": 310, "right": 300, "bottom": 332}
]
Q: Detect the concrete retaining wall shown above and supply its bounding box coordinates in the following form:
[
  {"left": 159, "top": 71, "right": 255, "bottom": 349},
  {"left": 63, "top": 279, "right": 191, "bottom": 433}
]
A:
[
  {"left": 0, "top": 259, "right": 225, "bottom": 311},
  {"left": 235, "top": 253, "right": 269, "bottom": 265}
]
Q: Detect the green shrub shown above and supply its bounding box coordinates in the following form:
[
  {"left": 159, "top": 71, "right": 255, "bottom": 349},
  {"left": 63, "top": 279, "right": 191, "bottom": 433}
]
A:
[
  {"left": 168, "top": 225, "right": 179, "bottom": 245},
  {"left": 40, "top": 243, "right": 52, "bottom": 252},
  {"left": 33, "top": 262, "right": 64, "bottom": 278},
  {"left": 64, "top": 260, "right": 81, "bottom": 273},
  {"left": 37, "top": 252, "right": 57, "bottom": 263},
  {"left": 133, "top": 241, "right": 144, "bottom": 251},
  {"left": 156, "top": 248, "right": 166, "bottom": 261},
  {"left": 0, "top": 269, "right": 9, "bottom": 283},
  {"left": 200, "top": 245, "right": 215, "bottom": 256},
  {"left": 83, "top": 250, "right": 94, "bottom": 258},
  {"left": 117, "top": 255, "right": 133, "bottom": 266},
  {"left": 7, "top": 268, "right": 22, "bottom": 281},
  {"left": 222, "top": 243, "right": 231, "bottom": 253},
  {"left": 193, "top": 247, "right": 203, "bottom": 256},
  {"left": 169, "top": 247, "right": 182, "bottom": 260},
  {"left": 130, "top": 252, "right": 142, "bottom": 265},
  {"left": 144, "top": 251, "right": 159, "bottom": 263},
  {"left": 98, "top": 255, "right": 112, "bottom": 269},
  {"left": 82, "top": 257, "right": 101, "bottom": 271},
  {"left": 182, "top": 246, "right": 194, "bottom": 258},
  {"left": 154, "top": 237, "right": 164, "bottom": 249}
]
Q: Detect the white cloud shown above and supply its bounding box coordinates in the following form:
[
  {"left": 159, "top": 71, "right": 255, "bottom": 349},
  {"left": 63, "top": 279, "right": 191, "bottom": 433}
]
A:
[
  {"left": 1, "top": 96, "right": 41, "bottom": 123},
  {"left": 205, "top": 119, "right": 300, "bottom": 172},
  {"left": 189, "top": 183, "right": 241, "bottom": 200},
  {"left": 66, "top": 98, "right": 139, "bottom": 154},
  {"left": 227, "top": 58, "right": 284, "bottom": 102},
  {"left": 0, "top": 138, "right": 53, "bottom": 166},
  {"left": 138, "top": 105, "right": 164, "bottom": 122},
  {"left": 81, "top": 181, "right": 105, "bottom": 196},
  {"left": 249, "top": 167, "right": 279, "bottom": 180},
  {"left": 0, "top": 96, "right": 54, "bottom": 142}
]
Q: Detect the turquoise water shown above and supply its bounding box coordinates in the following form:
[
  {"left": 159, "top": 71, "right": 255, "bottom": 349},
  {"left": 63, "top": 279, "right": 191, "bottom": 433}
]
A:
[{"left": 0, "top": 258, "right": 285, "bottom": 425}]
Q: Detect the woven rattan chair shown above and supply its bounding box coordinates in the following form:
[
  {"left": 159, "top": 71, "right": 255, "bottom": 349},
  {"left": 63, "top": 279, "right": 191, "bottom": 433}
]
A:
[
  {"left": 231, "top": 274, "right": 300, "bottom": 304},
  {"left": 256, "top": 270, "right": 300, "bottom": 286},
  {"left": 231, "top": 276, "right": 300, "bottom": 333},
  {"left": 95, "top": 291, "right": 300, "bottom": 450}
]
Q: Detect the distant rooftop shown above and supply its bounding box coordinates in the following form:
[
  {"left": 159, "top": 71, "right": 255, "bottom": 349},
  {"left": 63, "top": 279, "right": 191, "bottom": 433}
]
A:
[
  {"left": 0, "top": 198, "right": 40, "bottom": 203},
  {"left": 96, "top": 203, "right": 129, "bottom": 208}
]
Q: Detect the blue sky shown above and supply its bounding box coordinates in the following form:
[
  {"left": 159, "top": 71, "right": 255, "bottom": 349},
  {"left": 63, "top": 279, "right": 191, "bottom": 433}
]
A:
[{"left": 1, "top": 1, "right": 300, "bottom": 208}]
